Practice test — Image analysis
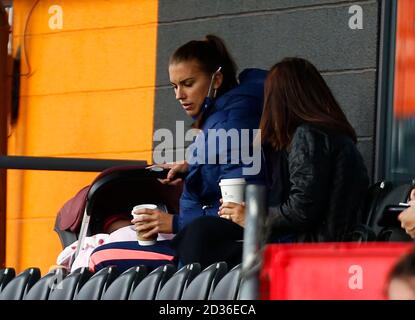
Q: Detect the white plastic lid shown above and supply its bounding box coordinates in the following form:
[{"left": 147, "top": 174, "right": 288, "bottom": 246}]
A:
[
  {"left": 131, "top": 204, "right": 157, "bottom": 214},
  {"left": 219, "top": 178, "right": 246, "bottom": 186}
]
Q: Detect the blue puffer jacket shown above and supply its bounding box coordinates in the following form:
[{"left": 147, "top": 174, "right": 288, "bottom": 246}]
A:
[{"left": 172, "top": 68, "right": 267, "bottom": 232}]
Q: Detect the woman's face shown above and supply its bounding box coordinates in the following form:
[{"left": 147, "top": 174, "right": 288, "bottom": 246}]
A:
[
  {"left": 168, "top": 60, "right": 213, "bottom": 118},
  {"left": 388, "top": 277, "right": 415, "bottom": 300}
]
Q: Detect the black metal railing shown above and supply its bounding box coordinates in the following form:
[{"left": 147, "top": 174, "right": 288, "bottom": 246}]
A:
[{"left": 0, "top": 155, "right": 147, "bottom": 172}]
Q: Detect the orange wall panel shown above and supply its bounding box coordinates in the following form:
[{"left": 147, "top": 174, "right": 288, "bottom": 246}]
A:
[
  {"left": 6, "top": 217, "right": 63, "bottom": 272},
  {"left": 394, "top": 0, "right": 415, "bottom": 118},
  {"left": 6, "top": 170, "right": 97, "bottom": 220},
  {"left": 0, "top": 5, "right": 9, "bottom": 267},
  {"left": 19, "top": 89, "right": 154, "bottom": 156},
  {"left": 16, "top": 26, "right": 157, "bottom": 95},
  {"left": 13, "top": 0, "right": 157, "bottom": 37}
]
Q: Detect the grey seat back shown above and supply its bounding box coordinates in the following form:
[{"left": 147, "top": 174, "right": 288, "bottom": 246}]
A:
[
  {"left": 24, "top": 267, "right": 68, "bottom": 300},
  {"left": 0, "top": 267, "right": 41, "bottom": 300},
  {"left": 102, "top": 265, "right": 148, "bottom": 300},
  {"left": 210, "top": 264, "right": 241, "bottom": 300},
  {"left": 182, "top": 262, "right": 227, "bottom": 300},
  {"left": 74, "top": 266, "right": 118, "bottom": 300},
  {"left": 129, "top": 264, "right": 176, "bottom": 300},
  {"left": 54, "top": 212, "right": 78, "bottom": 249},
  {"left": 373, "top": 183, "right": 413, "bottom": 241},
  {"left": 156, "top": 263, "right": 201, "bottom": 300},
  {"left": 48, "top": 267, "right": 93, "bottom": 300},
  {"left": 0, "top": 268, "right": 16, "bottom": 293}
]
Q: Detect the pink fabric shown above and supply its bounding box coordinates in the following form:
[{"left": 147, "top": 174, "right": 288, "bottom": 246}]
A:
[
  {"left": 89, "top": 248, "right": 174, "bottom": 271},
  {"left": 107, "top": 226, "right": 137, "bottom": 242},
  {"left": 56, "top": 225, "right": 175, "bottom": 272},
  {"left": 56, "top": 233, "right": 109, "bottom": 272}
]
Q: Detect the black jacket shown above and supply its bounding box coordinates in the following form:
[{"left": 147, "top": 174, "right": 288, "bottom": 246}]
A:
[{"left": 266, "top": 124, "right": 369, "bottom": 242}]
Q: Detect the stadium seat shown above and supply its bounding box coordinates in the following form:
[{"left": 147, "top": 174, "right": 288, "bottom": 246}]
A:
[
  {"left": 156, "top": 263, "right": 201, "bottom": 300},
  {"left": 74, "top": 266, "right": 118, "bottom": 300},
  {"left": 48, "top": 267, "right": 93, "bottom": 300},
  {"left": 377, "top": 227, "right": 413, "bottom": 241},
  {"left": 0, "top": 268, "right": 16, "bottom": 293},
  {"left": 181, "top": 262, "right": 227, "bottom": 300},
  {"left": 362, "top": 181, "right": 392, "bottom": 226},
  {"left": 344, "top": 224, "right": 377, "bottom": 242},
  {"left": 24, "top": 267, "right": 68, "bottom": 300},
  {"left": 210, "top": 264, "right": 241, "bottom": 300},
  {"left": 0, "top": 267, "right": 41, "bottom": 300},
  {"left": 101, "top": 265, "right": 148, "bottom": 300},
  {"left": 342, "top": 181, "right": 393, "bottom": 243},
  {"left": 129, "top": 264, "right": 176, "bottom": 300},
  {"left": 366, "top": 182, "right": 412, "bottom": 239}
]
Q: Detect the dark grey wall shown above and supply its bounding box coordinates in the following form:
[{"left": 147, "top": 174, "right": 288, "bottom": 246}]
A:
[{"left": 154, "top": 0, "right": 379, "bottom": 178}]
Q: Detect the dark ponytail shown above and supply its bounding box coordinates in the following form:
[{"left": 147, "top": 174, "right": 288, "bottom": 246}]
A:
[{"left": 204, "top": 35, "right": 238, "bottom": 96}]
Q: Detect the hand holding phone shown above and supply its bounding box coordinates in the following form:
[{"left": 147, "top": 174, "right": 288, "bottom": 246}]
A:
[
  {"left": 146, "top": 164, "right": 188, "bottom": 181},
  {"left": 146, "top": 166, "right": 170, "bottom": 179}
]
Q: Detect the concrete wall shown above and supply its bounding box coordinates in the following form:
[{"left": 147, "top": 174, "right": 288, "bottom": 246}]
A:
[{"left": 154, "top": 0, "right": 379, "bottom": 178}]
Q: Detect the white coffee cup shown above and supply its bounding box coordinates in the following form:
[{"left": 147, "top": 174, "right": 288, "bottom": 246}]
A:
[
  {"left": 131, "top": 204, "right": 158, "bottom": 246},
  {"left": 219, "top": 178, "right": 246, "bottom": 204}
]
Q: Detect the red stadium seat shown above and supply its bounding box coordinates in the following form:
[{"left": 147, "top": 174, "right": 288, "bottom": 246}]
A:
[{"left": 260, "top": 242, "right": 414, "bottom": 300}]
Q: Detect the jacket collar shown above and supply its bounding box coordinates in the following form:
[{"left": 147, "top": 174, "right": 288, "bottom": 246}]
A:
[
  {"left": 215, "top": 68, "right": 267, "bottom": 111},
  {"left": 200, "top": 68, "right": 268, "bottom": 130}
]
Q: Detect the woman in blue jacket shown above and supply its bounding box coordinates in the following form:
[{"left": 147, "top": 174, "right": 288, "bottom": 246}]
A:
[
  {"left": 89, "top": 35, "right": 266, "bottom": 272},
  {"left": 135, "top": 34, "right": 266, "bottom": 233}
]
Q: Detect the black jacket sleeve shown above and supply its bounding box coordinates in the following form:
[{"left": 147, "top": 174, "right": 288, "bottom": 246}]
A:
[{"left": 268, "top": 126, "right": 332, "bottom": 234}]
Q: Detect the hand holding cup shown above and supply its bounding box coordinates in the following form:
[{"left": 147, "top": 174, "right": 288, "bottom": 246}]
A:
[
  {"left": 218, "top": 199, "right": 246, "bottom": 227},
  {"left": 218, "top": 178, "right": 246, "bottom": 227},
  {"left": 131, "top": 204, "right": 158, "bottom": 245}
]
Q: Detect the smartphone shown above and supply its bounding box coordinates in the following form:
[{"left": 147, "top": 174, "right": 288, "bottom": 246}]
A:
[
  {"left": 146, "top": 166, "right": 187, "bottom": 179},
  {"left": 378, "top": 203, "right": 411, "bottom": 227},
  {"left": 147, "top": 166, "right": 169, "bottom": 179}
]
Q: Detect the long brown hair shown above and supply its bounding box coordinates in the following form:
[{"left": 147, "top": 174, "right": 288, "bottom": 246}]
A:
[
  {"left": 169, "top": 35, "right": 238, "bottom": 128},
  {"left": 259, "top": 57, "right": 357, "bottom": 150}
]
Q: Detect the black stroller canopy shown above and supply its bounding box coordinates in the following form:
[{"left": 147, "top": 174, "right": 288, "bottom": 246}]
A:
[{"left": 55, "top": 165, "right": 183, "bottom": 247}]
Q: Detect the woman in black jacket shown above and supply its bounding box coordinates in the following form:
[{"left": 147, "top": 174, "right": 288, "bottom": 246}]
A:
[{"left": 219, "top": 57, "right": 369, "bottom": 242}]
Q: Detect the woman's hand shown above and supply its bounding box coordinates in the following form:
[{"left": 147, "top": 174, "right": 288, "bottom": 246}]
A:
[
  {"left": 218, "top": 199, "right": 246, "bottom": 227},
  {"left": 131, "top": 208, "right": 173, "bottom": 238},
  {"left": 399, "top": 189, "right": 415, "bottom": 238},
  {"left": 147, "top": 161, "right": 189, "bottom": 186}
]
